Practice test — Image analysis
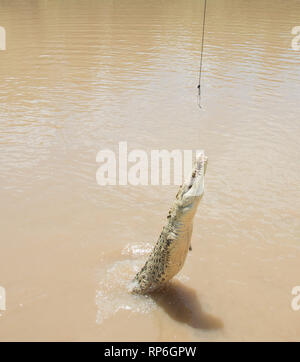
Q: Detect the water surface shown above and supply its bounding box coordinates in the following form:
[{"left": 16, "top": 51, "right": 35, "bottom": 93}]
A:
[{"left": 0, "top": 0, "right": 300, "bottom": 341}]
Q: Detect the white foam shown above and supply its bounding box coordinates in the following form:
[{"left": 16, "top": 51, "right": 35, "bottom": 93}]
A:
[{"left": 95, "top": 258, "right": 156, "bottom": 324}]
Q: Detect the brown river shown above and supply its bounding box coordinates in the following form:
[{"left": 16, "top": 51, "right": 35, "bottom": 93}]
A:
[{"left": 0, "top": 0, "right": 300, "bottom": 341}]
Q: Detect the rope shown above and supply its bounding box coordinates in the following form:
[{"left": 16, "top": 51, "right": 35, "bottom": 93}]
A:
[{"left": 197, "top": 0, "right": 207, "bottom": 109}]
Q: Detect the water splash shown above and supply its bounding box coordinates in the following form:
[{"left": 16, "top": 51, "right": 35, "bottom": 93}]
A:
[{"left": 95, "top": 244, "right": 155, "bottom": 324}]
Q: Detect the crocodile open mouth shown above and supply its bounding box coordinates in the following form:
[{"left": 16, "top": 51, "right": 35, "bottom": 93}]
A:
[
  {"left": 187, "top": 153, "right": 207, "bottom": 183},
  {"left": 176, "top": 152, "right": 207, "bottom": 201},
  {"left": 195, "top": 152, "right": 208, "bottom": 175}
]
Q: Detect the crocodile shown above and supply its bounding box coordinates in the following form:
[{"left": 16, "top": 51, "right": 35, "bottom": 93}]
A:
[{"left": 130, "top": 152, "right": 208, "bottom": 294}]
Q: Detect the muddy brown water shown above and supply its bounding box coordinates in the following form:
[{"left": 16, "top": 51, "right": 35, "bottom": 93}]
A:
[{"left": 0, "top": 0, "right": 300, "bottom": 341}]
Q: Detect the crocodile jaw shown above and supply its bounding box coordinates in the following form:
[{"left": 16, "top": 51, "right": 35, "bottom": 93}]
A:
[{"left": 179, "top": 152, "right": 207, "bottom": 215}]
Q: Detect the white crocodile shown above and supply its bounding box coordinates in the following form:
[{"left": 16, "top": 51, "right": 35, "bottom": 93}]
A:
[{"left": 131, "top": 152, "right": 208, "bottom": 294}]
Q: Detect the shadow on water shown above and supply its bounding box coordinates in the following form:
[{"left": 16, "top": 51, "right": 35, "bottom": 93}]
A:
[{"left": 149, "top": 280, "right": 224, "bottom": 330}]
